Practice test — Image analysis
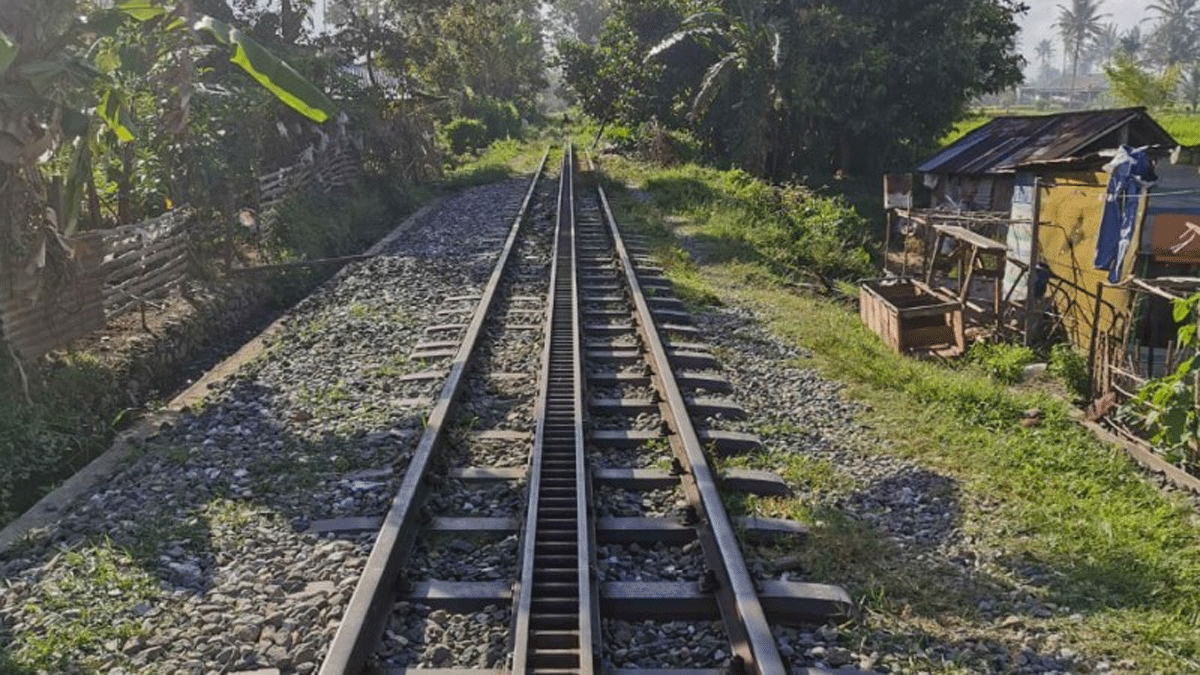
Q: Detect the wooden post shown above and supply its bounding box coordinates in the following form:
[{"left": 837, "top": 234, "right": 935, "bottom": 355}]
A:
[
  {"left": 1087, "top": 281, "right": 1104, "bottom": 398},
  {"left": 884, "top": 209, "right": 893, "bottom": 276},
  {"left": 1023, "top": 177, "right": 1042, "bottom": 346}
]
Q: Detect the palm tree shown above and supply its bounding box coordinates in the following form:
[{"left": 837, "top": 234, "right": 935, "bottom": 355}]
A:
[
  {"left": 1145, "top": 0, "right": 1200, "bottom": 67},
  {"left": 1056, "top": 0, "right": 1108, "bottom": 105},
  {"left": 1036, "top": 38, "right": 1054, "bottom": 68},
  {"left": 1119, "top": 26, "right": 1145, "bottom": 62},
  {"left": 1088, "top": 23, "right": 1121, "bottom": 69}
]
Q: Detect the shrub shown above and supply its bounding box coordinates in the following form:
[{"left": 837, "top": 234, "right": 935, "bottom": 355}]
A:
[
  {"left": 1049, "top": 342, "right": 1090, "bottom": 398},
  {"left": 444, "top": 118, "right": 489, "bottom": 155},
  {"left": 722, "top": 172, "right": 873, "bottom": 285},
  {"left": 269, "top": 186, "right": 390, "bottom": 261},
  {"left": 967, "top": 341, "right": 1036, "bottom": 384},
  {"left": 459, "top": 97, "right": 522, "bottom": 143}
]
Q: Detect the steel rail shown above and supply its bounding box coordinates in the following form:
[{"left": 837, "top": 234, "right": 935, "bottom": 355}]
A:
[
  {"left": 587, "top": 156, "right": 788, "bottom": 674},
  {"left": 510, "top": 144, "right": 597, "bottom": 674},
  {"left": 318, "top": 148, "right": 551, "bottom": 675}
]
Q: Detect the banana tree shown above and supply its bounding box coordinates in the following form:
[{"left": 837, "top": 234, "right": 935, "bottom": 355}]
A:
[
  {"left": 646, "top": 0, "right": 788, "bottom": 178},
  {"left": 0, "top": 0, "right": 337, "bottom": 303}
]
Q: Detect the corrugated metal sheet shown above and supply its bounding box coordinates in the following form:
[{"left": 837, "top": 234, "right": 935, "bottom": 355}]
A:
[
  {"left": 918, "top": 108, "right": 1176, "bottom": 176},
  {"left": 0, "top": 233, "right": 106, "bottom": 361},
  {"left": 101, "top": 209, "right": 191, "bottom": 317}
]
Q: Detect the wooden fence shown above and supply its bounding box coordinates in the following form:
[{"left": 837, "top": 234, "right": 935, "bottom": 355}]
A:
[
  {"left": 258, "top": 135, "right": 361, "bottom": 213},
  {"left": 100, "top": 209, "right": 191, "bottom": 317},
  {"left": 0, "top": 209, "right": 192, "bottom": 361}
]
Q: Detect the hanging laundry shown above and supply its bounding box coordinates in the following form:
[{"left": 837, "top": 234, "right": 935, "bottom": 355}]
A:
[{"left": 1094, "top": 145, "right": 1156, "bottom": 283}]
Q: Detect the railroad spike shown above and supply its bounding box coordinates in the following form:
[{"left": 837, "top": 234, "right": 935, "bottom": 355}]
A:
[
  {"left": 700, "top": 569, "right": 720, "bottom": 593},
  {"left": 683, "top": 505, "right": 700, "bottom": 526},
  {"left": 726, "top": 654, "right": 747, "bottom": 675}
]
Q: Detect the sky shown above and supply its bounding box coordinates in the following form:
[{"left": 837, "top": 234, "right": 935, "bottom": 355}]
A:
[{"left": 1017, "top": 0, "right": 1152, "bottom": 74}]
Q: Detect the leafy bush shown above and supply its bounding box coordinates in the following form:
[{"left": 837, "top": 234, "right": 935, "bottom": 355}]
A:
[
  {"left": 0, "top": 351, "right": 118, "bottom": 525},
  {"left": 641, "top": 164, "right": 873, "bottom": 285},
  {"left": 967, "top": 341, "right": 1035, "bottom": 384},
  {"left": 459, "top": 96, "right": 523, "bottom": 143},
  {"left": 444, "top": 118, "right": 489, "bottom": 155},
  {"left": 1049, "top": 342, "right": 1090, "bottom": 399},
  {"left": 722, "top": 172, "right": 872, "bottom": 285},
  {"left": 270, "top": 186, "right": 391, "bottom": 261},
  {"left": 1124, "top": 293, "right": 1200, "bottom": 469}
]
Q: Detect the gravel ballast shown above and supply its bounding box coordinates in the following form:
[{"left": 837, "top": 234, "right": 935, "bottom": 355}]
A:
[
  {"left": 0, "top": 179, "right": 531, "bottom": 675},
  {"left": 0, "top": 175, "right": 1131, "bottom": 674}
]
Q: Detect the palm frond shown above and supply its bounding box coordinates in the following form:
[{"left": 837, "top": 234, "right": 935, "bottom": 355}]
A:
[
  {"left": 646, "top": 27, "right": 717, "bottom": 61},
  {"left": 692, "top": 53, "right": 738, "bottom": 118}
]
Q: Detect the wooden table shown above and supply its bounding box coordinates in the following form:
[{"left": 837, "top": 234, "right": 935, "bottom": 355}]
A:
[{"left": 924, "top": 224, "right": 1009, "bottom": 316}]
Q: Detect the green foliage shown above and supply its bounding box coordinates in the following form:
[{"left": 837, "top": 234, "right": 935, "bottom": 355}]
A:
[
  {"left": 459, "top": 96, "right": 523, "bottom": 142},
  {"left": 1049, "top": 342, "right": 1091, "bottom": 398},
  {"left": 268, "top": 185, "right": 390, "bottom": 261},
  {"left": 10, "top": 540, "right": 159, "bottom": 670},
  {"left": 967, "top": 340, "right": 1036, "bottom": 384},
  {"left": 1159, "top": 111, "right": 1200, "bottom": 145},
  {"left": 1128, "top": 293, "right": 1200, "bottom": 468},
  {"left": 1105, "top": 52, "right": 1179, "bottom": 108},
  {"left": 444, "top": 118, "right": 489, "bottom": 155},
  {"left": 634, "top": 162, "right": 872, "bottom": 284},
  {"left": 0, "top": 350, "right": 120, "bottom": 525},
  {"left": 561, "top": 0, "right": 1026, "bottom": 180},
  {"left": 193, "top": 15, "right": 337, "bottom": 123}
]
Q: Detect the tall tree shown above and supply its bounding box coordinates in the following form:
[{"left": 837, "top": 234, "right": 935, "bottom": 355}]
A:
[
  {"left": 1145, "top": 0, "right": 1200, "bottom": 67},
  {"left": 1036, "top": 37, "right": 1056, "bottom": 82},
  {"left": 566, "top": 0, "right": 1027, "bottom": 179},
  {"left": 647, "top": 0, "right": 788, "bottom": 176},
  {"left": 1056, "top": 0, "right": 1108, "bottom": 106},
  {"left": 547, "top": 0, "right": 614, "bottom": 45},
  {"left": 1119, "top": 25, "right": 1145, "bottom": 62},
  {"left": 1088, "top": 23, "right": 1121, "bottom": 69},
  {"left": 1036, "top": 37, "right": 1055, "bottom": 67}
]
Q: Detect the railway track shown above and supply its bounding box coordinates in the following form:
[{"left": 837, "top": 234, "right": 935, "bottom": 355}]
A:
[{"left": 317, "top": 146, "right": 856, "bottom": 675}]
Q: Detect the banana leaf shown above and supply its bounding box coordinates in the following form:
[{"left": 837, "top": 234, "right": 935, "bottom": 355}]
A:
[
  {"left": 115, "top": 0, "right": 168, "bottom": 22},
  {"left": 99, "top": 90, "right": 136, "bottom": 142},
  {"left": 194, "top": 16, "right": 336, "bottom": 123},
  {"left": 0, "top": 28, "right": 19, "bottom": 75}
]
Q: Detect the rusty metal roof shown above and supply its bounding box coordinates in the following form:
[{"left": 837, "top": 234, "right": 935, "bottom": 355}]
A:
[{"left": 918, "top": 107, "right": 1176, "bottom": 176}]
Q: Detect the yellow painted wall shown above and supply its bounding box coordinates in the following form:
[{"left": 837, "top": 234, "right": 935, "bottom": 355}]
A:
[{"left": 1036, "top": 170, "right": 1138, "bottom": 349}]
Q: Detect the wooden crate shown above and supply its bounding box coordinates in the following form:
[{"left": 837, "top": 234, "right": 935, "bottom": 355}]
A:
[{"left": 860, "top": 278, "right": 965, "bottom": 355}]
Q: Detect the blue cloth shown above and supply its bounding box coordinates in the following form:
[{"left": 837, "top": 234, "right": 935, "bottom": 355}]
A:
[{"left": 1094, "top": 146, "right": 1156, "bottom": 283}]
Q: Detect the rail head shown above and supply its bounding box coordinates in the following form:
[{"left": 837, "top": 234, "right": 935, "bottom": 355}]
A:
[
  {"left": 317, "top": 148, "right": 551, "bottom": 675},
  {"left": 584, "top": 152, "right": 787, "bottom": 675}
]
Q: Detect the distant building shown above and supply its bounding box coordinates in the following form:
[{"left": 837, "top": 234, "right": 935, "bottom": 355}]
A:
[{"left": 1017, "top": 73, "right": 1111, "bottom": 108}]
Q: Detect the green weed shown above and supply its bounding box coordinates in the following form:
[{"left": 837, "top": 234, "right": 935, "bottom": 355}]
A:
[{"left": 967, "top": 341, "right": 1036, "bottom": 384}]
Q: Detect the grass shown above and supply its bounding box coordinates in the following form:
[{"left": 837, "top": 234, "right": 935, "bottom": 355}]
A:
[
  {"left": 1156, "top": 112, "right": 1200, "bottom": 146},
  {"left": 939, "top": 113, "right": 994, "bottom": 146},
  {"left": 10, "top": 540, "right": 160, "bottom": 672},
  {"left": 576, "top": 148, "right": 1200, "bottom": 672}
]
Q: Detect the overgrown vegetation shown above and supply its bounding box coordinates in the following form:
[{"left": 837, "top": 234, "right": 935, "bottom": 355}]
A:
[
  {"left": 967, "top": 340, "right": 1036, "bottom": 384},
  {"left": 596, "top": 153, "right": 874, "bottom": 288},
  {"left": 1124, "top": 292, "right": 1200, "bottom": 471},
  {"left": 1049, "top": 342, "right": 1090, "bottom": 399}
]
